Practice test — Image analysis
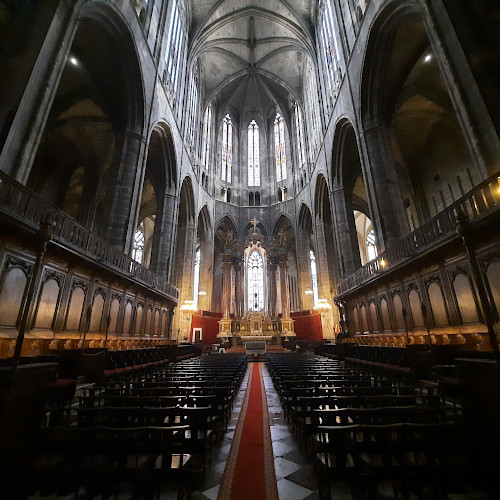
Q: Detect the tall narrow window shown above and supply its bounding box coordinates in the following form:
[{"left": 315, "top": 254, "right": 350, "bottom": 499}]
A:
[
  {"left": 248, "top": 251, "right": 264, "bottom": 311},
  {"left": 133, "top": 228, "right": 145, "bottom": 263},
  {"left": 193, "top": 248, "right": 201, "bottom": 309},
  {"left": 248, "top": 120, "right": 260, "bottom": 186},
  {"left": 274, "top": 113, "right": 287, "bottom": 182},
  {"left": 318, "top": 0, "right": 343, "bottom": 110},
  {"left": 221, "top": 114, "right": 233, "bottom": 183},
  {"left": 164, "top": 0, "right": 185, "bottom": 99},
  {"left": 186, "top": 67, "right": 199, "bottom": 154},
  {"left": 310, "top": 250, "right": 319, "bottom": 308},
  {"left": 201, "top": 105, "right": 212, "bottom": 171},
  {"left": 304, "top": 58, "right": 321, "bottom": 161},
  {"left": 366, "top": 230, "right": 378, "bottom": 262},
  {"left": 294, "top": 102, "right": 306, "bottom": 170}
]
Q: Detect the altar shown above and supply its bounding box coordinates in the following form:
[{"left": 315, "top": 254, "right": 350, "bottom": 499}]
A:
[{"left": 216, "top": 219, "right": 295, "bottom": 343}]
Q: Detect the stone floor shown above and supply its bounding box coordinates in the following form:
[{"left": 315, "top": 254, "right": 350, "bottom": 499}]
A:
[{"left": 192, "top": 362, "right": 319, "bottom": 500}]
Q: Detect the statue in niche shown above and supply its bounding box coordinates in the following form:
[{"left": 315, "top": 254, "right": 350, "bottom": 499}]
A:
[{"left": 278, "top": 229, "right": 287, "bottom": 248}]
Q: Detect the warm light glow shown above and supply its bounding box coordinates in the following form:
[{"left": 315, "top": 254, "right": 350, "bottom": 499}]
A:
[
  {"left": 180, "top": 300, "right": 197, "bottom": 311},
  {"left": 316, "top": 298, "right": 332, "bottom": 311},
  {"left": 424, "top": 54, "right": 432, "bottom": 63},
  {"left": 379, "top": 258, "right": 387, "bottom": 269},
  {"left": 198, "top": 290, "right": 207, "bottom": 296},
  {"left": 305, "top": 285, "right": 314, "bottom": 295}
]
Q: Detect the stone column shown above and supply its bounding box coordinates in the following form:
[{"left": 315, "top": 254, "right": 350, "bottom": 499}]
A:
[
  {"left": 233, "top": 258, "right": 243, "bottom": 319},
  {"left": 279, "top": 257, "right": 290, "bottom": 318},
  {"left": 105, "top": 130, "right": 145, "bottom": 251},
  {"left": 363, "top": 123, "right": 406, "bottom": 250},
  {"left": 150, "top": 192, "right": 177, "bottom": 279},
  {"left": 222, "top": 253, "right": 233, "bottom": 319},
  {"left": 0, "top": 1, "right": 76, "bottom": 182},
  {"left": 331, "top": 187, "right": 361, "bottom": 276},
  {"left": 268, "top": 260, "right": 278, "bottom": 319}
]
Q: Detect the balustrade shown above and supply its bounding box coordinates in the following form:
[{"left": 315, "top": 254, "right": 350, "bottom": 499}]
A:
[
  {"left": 338, "top": 173, "right": 500, "bottom": 295},
  {"left": 0, "top": 172, "right": 179, "bottom": 301}
]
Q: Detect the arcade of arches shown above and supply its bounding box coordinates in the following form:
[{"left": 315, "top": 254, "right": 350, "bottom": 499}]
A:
[{"left": 1, "top": 0, "right": 500, "bottom": 356}]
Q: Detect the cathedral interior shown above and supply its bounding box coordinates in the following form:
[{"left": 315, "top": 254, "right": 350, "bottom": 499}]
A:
[{"left": 1, "top": 0, "right": 500, "bottom": 498}]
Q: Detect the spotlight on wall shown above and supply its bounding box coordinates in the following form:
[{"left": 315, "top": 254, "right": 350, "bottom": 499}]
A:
[{"left": 424, "top": 54, "right": 432, "bottom": 63}]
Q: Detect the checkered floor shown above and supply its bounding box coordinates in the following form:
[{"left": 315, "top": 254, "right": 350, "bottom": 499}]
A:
[{"left": 193, "top": 363, "right": 319, "bottom": 500}]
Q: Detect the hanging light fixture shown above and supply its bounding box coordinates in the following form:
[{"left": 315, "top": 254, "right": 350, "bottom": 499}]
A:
[
  {"left": 180, "top": 299, "right": 197, "bottom": 311},
  {"left": 305, "top": 285, "right": 313, "bottom": 296},
  {"left": 316, "top": 298, "right": 331, "bottom": 311}
]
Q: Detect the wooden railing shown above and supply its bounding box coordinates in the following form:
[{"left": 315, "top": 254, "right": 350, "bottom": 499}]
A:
[
  {"left": 0, "top": 171, "right": 179, "bottom": 302},
  {"left": 337, "top": 173, "right": 500, "bottom": 296}
]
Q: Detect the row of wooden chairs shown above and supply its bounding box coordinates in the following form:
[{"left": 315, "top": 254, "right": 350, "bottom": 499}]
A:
[
  {"left": 266, "top": 353, "right": 481, "bottom": 499},
  {"left": 34, "top": 353, "right": 247, "bottom": 498}
]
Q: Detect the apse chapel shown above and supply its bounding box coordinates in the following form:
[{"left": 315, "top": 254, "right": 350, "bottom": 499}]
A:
[{"left": 0, "top": 0, "right": 500, "bottom": 498}]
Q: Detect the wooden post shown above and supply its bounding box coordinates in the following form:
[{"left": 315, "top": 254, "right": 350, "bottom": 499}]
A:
[{"left": 11, "top": 217, "right": 52, "bottom": 373}]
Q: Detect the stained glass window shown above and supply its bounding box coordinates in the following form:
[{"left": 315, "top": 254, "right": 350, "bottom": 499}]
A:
[
  {"left": 193, "top": 248, "right": 201, "bottom": 308},
  {"left": 366, "top": 229, "right": 378, "bottom": 262},
  {"left": 304, "top": 58, "right": 321, "bottom": 161},
  {"left": 274, "top": 113, "right": 287, "bottom": 182},
  {"left": 164, "top": 0, "right": 185, "bottom": 98},
  {"left": 248, "top": 251, "right": 264, "bottom": 312},
  {"left": 186, "top": 68, "right": 198, "bottom": 153},
  {"left": 310, "top": 250, "right": 319, "bottom": 308},
  {"left": 201, "top": 105, "right": 212, "bottom": 170},
  {"left": 221, "top": 114, "right": 232, "bottom": 183},
  {"left": 318, "top": 0, "right": 342, "bottom": 111},
  {"left": 294, "top": 102, "right": 306, "bottom": 169},
  {"left": 133, "top": 229, "right": 145, "bottom": 263},
  {"left": 248, "top": 120, "right": 260, "bottom": 186}
]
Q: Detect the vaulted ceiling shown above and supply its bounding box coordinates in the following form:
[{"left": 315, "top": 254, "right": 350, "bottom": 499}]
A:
[{"left": 188, "top": 0, "right": 317, "bottom": 118}]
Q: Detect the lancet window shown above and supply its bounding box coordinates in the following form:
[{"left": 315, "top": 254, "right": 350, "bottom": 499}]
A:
[
  {"left": 248, "top": 120, "right": 260, "bottom": 186},
  {"left": 248, "top": 250, "right": 264, "bottom": 312},
  {"left": 201, "top": 105, "right": 212, "bottom": 171},
  {"left": 294, "top": 102, "right": 306, "bottom": 169},
  {"left": 193, "top": 248, "right": 201, "bottom": 308},
  {"left": 310, "top": 249, "right": 319, "bottom": 308},
  {"left": 318, "top": 0, "right": 343, "bottom": 110},
  {"left": 274, "top": 113, "right": 287, "bottom": 182},
  {"left": 164, "top": 0, "right": 186, "bottom": 99},
  {"left": 133, "top": 228, "right": 145, "bottom": 263},
  {"left": 221, "top": 114, "right": 233, "bottom": 183}
]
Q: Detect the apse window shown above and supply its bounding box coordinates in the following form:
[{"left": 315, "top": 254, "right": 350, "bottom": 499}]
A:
[
  {"left": 221, "top": 114, "right": 233, "bottom": 183},
  {"left": 248, "top": 251, "right": 264, "bottom": 311},
  {"left": 248, "top": 120, "right": 260, "bottom": 186},
  {"left": 133, "top": 228, "right": 145, "bottom": 263}
]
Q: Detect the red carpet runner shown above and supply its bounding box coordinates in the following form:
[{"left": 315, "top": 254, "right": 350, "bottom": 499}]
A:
[{"left": 217, "top": 363, "right": 278, "bottom": 500}]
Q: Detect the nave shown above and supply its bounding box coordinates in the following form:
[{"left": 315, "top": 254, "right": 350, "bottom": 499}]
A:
[{"left": 20, "top": 350, "right": 495, "bottom": 500}]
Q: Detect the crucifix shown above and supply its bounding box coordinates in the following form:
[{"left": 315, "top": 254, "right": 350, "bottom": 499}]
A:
[{"left": 250, "top": 217, "right": 259, "bottom": 232}]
